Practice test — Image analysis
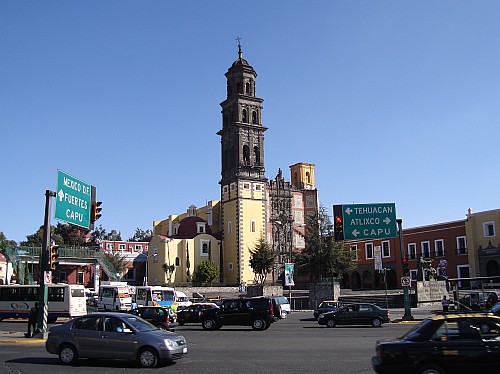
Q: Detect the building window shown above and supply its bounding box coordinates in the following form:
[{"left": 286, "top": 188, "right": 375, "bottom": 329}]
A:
[
  {"left": 365, "top": 243, "right": 373, "bottom": 260},
  {"left": 230, "top": 182, "right": 236, "bottom": 191},
  {"left": 59, "top": 271, "right": 67, "bottom": 283},
  {"left": 223, "top": 185, "right": 229, "bottom": 193},
  {"left": 456, "top": 236, "right": 467, "bottom": 255},
  {"left": 175, "top": 257, "right": 180, "bottom": 267},
  {"left": 200, "top": 240, "right": 209, "bottom": 256},
  {"left": 153, "top": 245, "right": 158, "bottom": 263},
  {"left": 227, "top": 221, "right": 232, "bottom": 234},
  {"left": 410, "top": 269, "right": 417, "bottom": 281},
  {"left": 408, "top": 243, "right": 416, "bottom": 260},
  {"left": 197, "top": 223, "right": 205, "bottom": 234},
  {"left": 243, "top": 183, "right": 250, "bottom": 190},
  {"left": 350, "top": 245, "right": 358, "bottom": 261},
  {"left": 421, "top": 241, "right": 431, "bottom": 259},
  {"left": 483, "top": 222, "right": 496, "bottom": 237},
  {"left": 173, "top": 224, "right": 179, "bottom": 235},
  {"left": 254, "top": 184, "right": 262, "bottom": 191},
  {"left": 135, "top": 245, "right": 142, "bottom": 252},
  {"left": 252, "top": 111, "right": 257, "bottom": 124},
  {"left": 381, "top": 241, "right": 390, "bottom": 258},
  {"left": 457, "top": 265, "right": 470, "bottom": 288},
  {"left": 250, "top": 220, "right": 256, "bottom": 233},
  {"left": 119, "top": 244, "right": 126, "bottom": 250},
  {"left": 242, "top": 109, "right": 247, "bottom": 123},
  {"left": 77, "top": 272, "right": 84, "bottom": 285},
  {"left": 435, "top": 239, "right": 445, "bottom": 257},
  {"left": 106, "top": 243, "right": 114, "bottom": 250},
  {"left": 228, "top": 262, "right": 233, "bottom": 271}
]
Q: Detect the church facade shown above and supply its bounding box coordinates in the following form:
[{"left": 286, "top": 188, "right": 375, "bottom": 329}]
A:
[{"left": 148, "top": 47, "right": 319, "bottom": 286}]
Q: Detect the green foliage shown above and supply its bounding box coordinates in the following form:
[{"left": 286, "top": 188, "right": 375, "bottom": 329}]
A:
[
  {"left": 91, "top": 225, "right": 122, "bottom": 242},
  {"left": 195, "top": 261, "right": 220, "bottom": 285},
  {"left": 249, "top": 237, "right": 276, "bottom": 284},
  {"left": 54, "top": 223, "right": 89, "bottom": 246},
  {"left": 162, "top": 263, "right": 175, "bottom": 285},
  {"left": 295, "top": 206, "right": 356, "bottom": 283},
  {"left": 128, "top": 228, "right": 152, "bottom": 242},
  {"left": 106, "top": 251, "right": 130, "bottom": 275},
  {"left": 0, "top": 232, "right": 17, "bottom": 250},
  {"left": 20, "top": 225, "right": 63, "bottom": 247}
]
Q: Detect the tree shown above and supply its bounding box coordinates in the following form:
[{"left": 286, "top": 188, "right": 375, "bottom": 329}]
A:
[
  {"left": 0, "top": 232, "right": 17, "bottom": 251},
  {"left": 20, "top": 225, "right": 63, "bottom": 247},
  {"left": 90, "top": 225, "right": 122, "bottom": 243},
  {"left": 196, "top": 261, "right": 219, "bottom": 285},
  {"left": 295, "top": 205, "right": 356, "bottom": 283},
  {"left": 249, "top": 237, "right": 276, "bottom": 284},
  {"left": 54, "top": 223, "right": 89, "bottom": 246},
  {"left": 162, "top": 263, "right": 175, "bottom": 285},
  {"left": 106, "top": 251, "right": 130, "bottom": 277},
  {"left": 129, "top": 228, "right": 152, "bottom": 242}
]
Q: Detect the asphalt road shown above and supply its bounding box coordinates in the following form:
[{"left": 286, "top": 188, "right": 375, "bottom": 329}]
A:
[{"left": 0, "top": 312, "right": 416, "bottom": 374}]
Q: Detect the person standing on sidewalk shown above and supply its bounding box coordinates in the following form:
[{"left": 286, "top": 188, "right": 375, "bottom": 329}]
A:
[
  {"left": 27, "top": 302, "right": 39, "bottom": 337},
  {"left": 441, "top": 295, "right": 449, "bottom": 312}
]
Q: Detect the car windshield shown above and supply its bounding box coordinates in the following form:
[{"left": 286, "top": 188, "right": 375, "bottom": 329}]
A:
[{"left": 122, "top": 315, "right": 158, "bottom": 332}]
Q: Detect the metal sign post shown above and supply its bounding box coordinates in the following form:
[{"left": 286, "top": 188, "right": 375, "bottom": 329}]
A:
[{"left": 397, "top": 219, "right": 414, "bottom": 321}]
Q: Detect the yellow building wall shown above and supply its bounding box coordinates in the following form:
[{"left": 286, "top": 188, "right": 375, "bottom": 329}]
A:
[{"left": 465, "top": 209, "right": 500, "bottom": 277}]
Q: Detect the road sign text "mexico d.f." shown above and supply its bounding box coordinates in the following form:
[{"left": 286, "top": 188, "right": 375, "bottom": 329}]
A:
[
  {"left": 54, "top": 170, "right": 92, "bottom": 229},
  {"left": 336, "top": 203, "right": 397, "bottom": 240}
]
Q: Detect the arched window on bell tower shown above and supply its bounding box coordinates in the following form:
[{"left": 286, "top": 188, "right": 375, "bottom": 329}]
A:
[
  {"left": 243, "top": 145, "right": 250, "bottom": 165},
  {"left": 254, "top": 146, "right": 260, "bottom": 166},
  {"left": 306, "top": 172, "right": 311, "bottom": 184},
  {"left": 242, "top": 109, "right": 247, "bottom": 123},
  {"left": 245, "top": 82, "right": 251, "bottom": 94},
  {"left": 252, "top": 111, "right": 257, "bottom": 124}
]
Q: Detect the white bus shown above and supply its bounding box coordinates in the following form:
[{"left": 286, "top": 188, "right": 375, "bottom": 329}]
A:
[
  {"left": 97, "top": 283, "right": 132, "bottom": 311},
  {"left": 0, "top": 284, "right": 87, "bottom": 323},
  {"left": 133, "top": 286, "right": 177, "bottom": 310}
]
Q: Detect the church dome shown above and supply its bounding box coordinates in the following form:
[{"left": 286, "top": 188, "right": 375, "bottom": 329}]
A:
[{"left": 175, "top": 216, "right": 212, "bottom": 239}]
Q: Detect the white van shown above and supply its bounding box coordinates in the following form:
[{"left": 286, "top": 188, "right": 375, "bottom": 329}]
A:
[
  {"left": 97, "top": 283, "right": 132, "bottom": 311},
  {"left": 175, "top": 291, "right": 192, "bottom": 310}
]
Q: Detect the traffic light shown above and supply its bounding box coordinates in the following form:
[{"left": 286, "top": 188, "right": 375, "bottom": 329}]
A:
[
  {"left": 333, "top": 204, "right": 344, "bottom": 241},
  {"left": 402, "top": 257, "right": 409, "bottom": 276},
  {"left": 91, "top": 201, "right": 102, "bottom": 223},
  {"left": 49, "top": 245, "right": 60, "bottom": 270}
]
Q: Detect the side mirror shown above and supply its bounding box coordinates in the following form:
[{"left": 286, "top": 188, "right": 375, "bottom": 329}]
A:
[{"left": 122, "top": 328, "right": 133, "bottom": 333}]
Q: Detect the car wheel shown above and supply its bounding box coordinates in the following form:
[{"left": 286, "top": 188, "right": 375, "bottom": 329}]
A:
[
  {"left": 372, "top": 318, "right": 383, "bottom": 328},
  {"left": 416, "top": 364, "right": 445, "bottom": 374},
  {"left": 138, "top": 347, "right": 159, "bottom": 368},
  {"left": 202, "top": 318, "right": 217, "bottom": 331},
  {"left": 252, "top": 318, "right": 266, "bottom": 331},
  {"left": 326, "top": 319, "right": 336, "bottom": 328},
  {"left": 280, "top": 310, "right": 287, "bottom": 319},
  {"left": 59, "top": 344, "right": 78, "bottom": 365}
]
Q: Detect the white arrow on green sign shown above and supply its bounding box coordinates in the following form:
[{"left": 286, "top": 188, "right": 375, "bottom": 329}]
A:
[
  {"left": 342, "top": 203, "right": 397, "bottom": 240},
  {"left": 54, "top": 170, "right": 92, "bottom": 229}
]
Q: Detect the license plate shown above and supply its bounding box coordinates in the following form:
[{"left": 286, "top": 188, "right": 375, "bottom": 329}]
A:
[{"left": 182, "top": 347, "right": 187, "bottom": 353}]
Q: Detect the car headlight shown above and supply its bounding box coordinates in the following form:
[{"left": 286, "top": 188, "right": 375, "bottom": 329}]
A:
[{"left": 164, "top": 339, "right": 175, "bottom": 348}]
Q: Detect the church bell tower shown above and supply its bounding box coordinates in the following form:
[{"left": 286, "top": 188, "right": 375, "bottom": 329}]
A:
[{"left": 217, "top": 42, "right": 268, "bottom": 285}]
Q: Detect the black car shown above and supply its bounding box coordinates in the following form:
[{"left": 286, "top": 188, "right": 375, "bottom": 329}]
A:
[
  {"left": 130, "top": 306, "right": 178, "bottom": 331},
  {"left": 177, "top": 303, "right": 219, "bottom": 325},
  {"left": 318, "top": 303, "right": 390, "bottom": 328},
  {"left": 372, "top": 314, "right": 500, "bottom": 374},
  {"left": 313, "top": 300, "right": 343, "bottom": 320},
  {"left": 200, "top": 297, "right": 275, "bottom": 331}
]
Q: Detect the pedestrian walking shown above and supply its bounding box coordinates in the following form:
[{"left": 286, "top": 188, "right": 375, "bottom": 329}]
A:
[
  {"left": 27, "top": 302, "right": 39, "bottom": 338},
  {"left": 441, "top": 295, "right": 449, "bottom": 312}
]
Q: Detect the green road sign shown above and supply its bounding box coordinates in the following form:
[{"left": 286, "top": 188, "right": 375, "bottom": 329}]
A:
[
  {"left": 54, "top": 170, "right": 92, "bottom": 229},
  {"left": 341, "top": 203, "right": 397, "bottom": 240}
]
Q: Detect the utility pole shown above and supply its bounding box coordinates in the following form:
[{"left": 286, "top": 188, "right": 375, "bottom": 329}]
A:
[{"left": 397, "top": 219, "right": 414, "bottom": 321}]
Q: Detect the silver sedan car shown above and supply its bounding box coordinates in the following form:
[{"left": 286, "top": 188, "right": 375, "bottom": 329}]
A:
[{"left": 45, "top": 312, "right": 187, "bottom": 367}]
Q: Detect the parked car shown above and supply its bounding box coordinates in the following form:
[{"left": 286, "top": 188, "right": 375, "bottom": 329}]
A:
[
  {"left": 45, "top": 312, "right": 187, "bottom": 367},
  {"left": 372, "top": 313, "right": 500, "bottom": 374},
  {"left": 313, "top": 300, "right": 343, "bottom": 320},
  {"left": 459, "top": 290, "right": 500, "bottom": 310},
  {"left": 490, "top": 302, "right": 500, "bottom": 316},
  {"left": 177, "top": 303, "right": 219, "bottom": 325},
  {"left": 129, "top": 306, "right": 178, "bottom": 331},
  {"left": 200, "top": 297, "right": 276, "bottom": 331},
  {"left": 318, "top": 303, "right": 390, "bottom": 328}
]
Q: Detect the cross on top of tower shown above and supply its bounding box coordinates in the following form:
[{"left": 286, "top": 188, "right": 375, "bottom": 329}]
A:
[{"left": 236, "top": 36, "right": 243, "bottom": 60}]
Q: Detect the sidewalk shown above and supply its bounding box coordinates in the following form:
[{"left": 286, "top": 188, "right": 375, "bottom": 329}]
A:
[
  {"left": 0, "top": 330, "right": 46, "bottom": 344},
  {"left": 389, "top": 307, "right": 436, "bottom": 323}
]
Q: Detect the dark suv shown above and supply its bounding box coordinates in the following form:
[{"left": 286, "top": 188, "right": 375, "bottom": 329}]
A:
[
  {"left": 200, "top": 297, "right": 275, "bottom": 331},
  {"left": 130, "top": 306, "right": 178, "bottom": 331}
]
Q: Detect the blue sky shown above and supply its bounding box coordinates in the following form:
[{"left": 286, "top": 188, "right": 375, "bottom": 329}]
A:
[{"left": 2, "top": 1, "right": 499, "bottom": 244}]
